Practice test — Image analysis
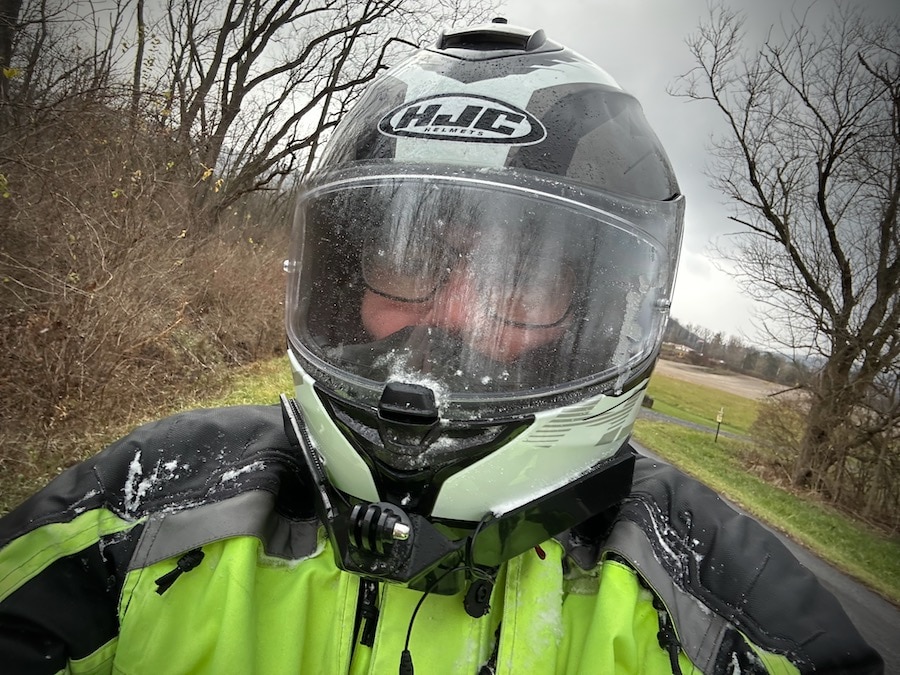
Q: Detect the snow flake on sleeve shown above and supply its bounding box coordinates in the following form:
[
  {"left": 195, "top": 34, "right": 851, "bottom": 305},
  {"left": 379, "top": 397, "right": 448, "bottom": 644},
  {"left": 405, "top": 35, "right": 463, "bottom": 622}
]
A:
[{"left": 218, "top": 461, "right": 266, "bottom": 485}]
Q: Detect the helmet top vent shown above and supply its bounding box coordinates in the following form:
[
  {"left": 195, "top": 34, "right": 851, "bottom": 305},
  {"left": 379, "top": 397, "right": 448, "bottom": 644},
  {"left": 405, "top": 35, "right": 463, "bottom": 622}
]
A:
[{"left": 437, "top": 23, "right": 547, "bottom": 54}]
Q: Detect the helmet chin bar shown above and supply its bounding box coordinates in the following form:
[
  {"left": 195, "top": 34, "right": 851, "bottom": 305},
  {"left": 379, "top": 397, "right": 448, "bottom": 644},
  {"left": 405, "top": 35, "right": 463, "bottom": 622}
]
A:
[
  {"left": 281, "top": 394, "right": 635, "bottom": 595},
  {"left": 319, "top": 380, "right": 532, "bottom": 515}
]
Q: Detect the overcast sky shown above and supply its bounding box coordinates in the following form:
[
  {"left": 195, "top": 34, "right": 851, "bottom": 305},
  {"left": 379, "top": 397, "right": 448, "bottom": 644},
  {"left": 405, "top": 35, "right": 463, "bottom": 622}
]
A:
[{"left": 496, "top": 0, "right": 898, "bottom": 345}]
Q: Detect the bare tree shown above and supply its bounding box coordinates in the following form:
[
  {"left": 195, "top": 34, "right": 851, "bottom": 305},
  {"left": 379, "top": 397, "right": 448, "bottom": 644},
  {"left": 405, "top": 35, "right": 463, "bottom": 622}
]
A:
[
  {"left": 673, "top": 4, "right": 900, "bottom": 504},
  {"left": 141, "top": 0, "right": 496, "bottom": 220},
  {"left": 3, "top": 0, "right": 495, "bottom": 206},
  {"left": 130, "top": 0, "right": 144, "bottom": 119},
  {"left": 0, "top": 0, "right": 23, "bottom": 106},
  {"left": 0, "top": 0, "right": 497, "bottom": 507},
  {"left": 2, "top": 0, "right": 136, "bottom": 109}
]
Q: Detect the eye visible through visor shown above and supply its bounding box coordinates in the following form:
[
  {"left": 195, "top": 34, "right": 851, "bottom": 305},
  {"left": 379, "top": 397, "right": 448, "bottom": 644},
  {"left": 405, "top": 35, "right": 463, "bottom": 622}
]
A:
[{"left": 361, "top": 240, "right": 576, "bottom": 329}]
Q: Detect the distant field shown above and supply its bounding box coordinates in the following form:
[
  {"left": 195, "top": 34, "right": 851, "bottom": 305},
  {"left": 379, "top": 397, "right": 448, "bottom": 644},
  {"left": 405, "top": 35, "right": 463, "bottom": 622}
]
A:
[
  {"left": 645, "top": 364, "right": 762, "bottom": 436},
  {"left": 654, "top": 359, "right": 782, "bottom": 400}
]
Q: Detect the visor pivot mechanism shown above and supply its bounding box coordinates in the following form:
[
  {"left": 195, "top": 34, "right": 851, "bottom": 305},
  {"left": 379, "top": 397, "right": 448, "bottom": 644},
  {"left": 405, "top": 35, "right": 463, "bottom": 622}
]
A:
[{"left": 351, "top": 502, "right": 413, "bottom": 555}]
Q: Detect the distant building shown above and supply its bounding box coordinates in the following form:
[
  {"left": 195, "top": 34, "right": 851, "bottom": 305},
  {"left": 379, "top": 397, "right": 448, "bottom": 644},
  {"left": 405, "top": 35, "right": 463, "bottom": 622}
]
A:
[{"left": 661, "top": 342, "right": 696, "bottom": 359}]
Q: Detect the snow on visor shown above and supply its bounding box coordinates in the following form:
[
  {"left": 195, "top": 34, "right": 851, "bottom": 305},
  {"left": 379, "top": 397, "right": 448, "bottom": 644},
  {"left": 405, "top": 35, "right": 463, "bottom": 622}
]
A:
[{"left": 286, "top": 167, "right": 678, "bottom": 417}]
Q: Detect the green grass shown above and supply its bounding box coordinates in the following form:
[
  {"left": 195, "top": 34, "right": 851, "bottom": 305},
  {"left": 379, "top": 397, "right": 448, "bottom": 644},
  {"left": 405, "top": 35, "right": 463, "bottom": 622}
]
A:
[
  {"left": 646, "top": 373, "right": 760, "bottom": 436},
  {"left": 205, "top": 356, "right": 294, "bottom": 407}
]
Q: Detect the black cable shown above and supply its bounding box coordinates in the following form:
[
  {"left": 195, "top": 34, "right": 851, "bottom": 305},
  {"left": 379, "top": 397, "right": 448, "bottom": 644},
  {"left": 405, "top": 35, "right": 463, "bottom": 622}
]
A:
[
  {"left": 281, "top": 395, "right": 352, "bottom": 511},
  {"left": 399, "top": 564, "right": 497, "bottom": 675},
  {"left": 654, "top": 604, "right": 684, "bottom": 675},
  {"left": 403, "top": 565, "right": 469, "bottom": 649}
]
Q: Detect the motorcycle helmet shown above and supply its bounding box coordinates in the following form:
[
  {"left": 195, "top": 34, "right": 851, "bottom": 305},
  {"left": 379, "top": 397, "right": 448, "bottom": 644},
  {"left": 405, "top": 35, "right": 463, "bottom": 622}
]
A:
[{"left": 283, "top": 19, "right": 684, "bottom": 593}]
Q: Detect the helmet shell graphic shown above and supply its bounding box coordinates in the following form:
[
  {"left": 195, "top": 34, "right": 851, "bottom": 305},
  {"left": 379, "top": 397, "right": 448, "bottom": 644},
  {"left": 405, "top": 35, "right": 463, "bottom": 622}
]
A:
[{"left": 378, "top": 93, "right": 547, "bottom": 144}]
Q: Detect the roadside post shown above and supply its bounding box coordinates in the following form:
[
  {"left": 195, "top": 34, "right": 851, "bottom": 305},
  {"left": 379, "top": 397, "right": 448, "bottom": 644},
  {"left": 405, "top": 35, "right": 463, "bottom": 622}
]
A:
[{"left": 715, "top": 407, "right": 724, "bottom": 442}]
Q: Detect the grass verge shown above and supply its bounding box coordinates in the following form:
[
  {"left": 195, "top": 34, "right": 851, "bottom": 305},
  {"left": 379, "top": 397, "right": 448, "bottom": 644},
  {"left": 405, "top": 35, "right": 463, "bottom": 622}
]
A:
[
  {"left": 633, "top": 421, "right": 900, "bottom": 606},
  {"left": 646, "top": 372, "right": 760, "bottom": 436},
  {"left": 638, "top": 370, "right": 900, "bottom": 607},
  {"left": 0, "top": 358, "right": 295, "bottom": 515}
]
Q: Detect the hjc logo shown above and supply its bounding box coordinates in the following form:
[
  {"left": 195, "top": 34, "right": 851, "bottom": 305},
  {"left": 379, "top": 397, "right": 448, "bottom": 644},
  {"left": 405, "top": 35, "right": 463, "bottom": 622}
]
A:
[{"left": 378, "top": 94, "right": 546, "bottom": 145}]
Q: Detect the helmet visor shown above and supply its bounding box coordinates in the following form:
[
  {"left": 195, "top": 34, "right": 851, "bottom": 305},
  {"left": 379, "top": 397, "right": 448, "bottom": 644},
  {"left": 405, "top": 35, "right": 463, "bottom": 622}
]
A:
[{"left": 286, "top": 166, "right": 682, "bottom": 417}]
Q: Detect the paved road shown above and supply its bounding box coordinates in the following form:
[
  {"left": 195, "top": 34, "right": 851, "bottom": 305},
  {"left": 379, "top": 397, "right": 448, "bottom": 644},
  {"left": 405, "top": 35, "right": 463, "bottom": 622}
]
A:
[
  {"left": 631, "top": 437, "right": 900, "bottom": 672},
  {"left": 639, "top": 407, "right": 748, "bottom": 440}
]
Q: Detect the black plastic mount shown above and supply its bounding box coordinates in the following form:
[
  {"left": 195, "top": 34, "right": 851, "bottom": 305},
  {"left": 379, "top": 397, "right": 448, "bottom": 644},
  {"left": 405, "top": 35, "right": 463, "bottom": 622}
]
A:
[
  {"left": 434, "top": 21, "right": 558, "bottom": 59},
  {"left": 280, "top": 394, "right": 636, "bottom": 595}
]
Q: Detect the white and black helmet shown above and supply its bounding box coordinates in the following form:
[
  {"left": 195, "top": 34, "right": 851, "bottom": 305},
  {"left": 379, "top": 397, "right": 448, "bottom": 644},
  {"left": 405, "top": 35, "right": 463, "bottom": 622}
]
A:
[{"left": 284, "top": 20, "right": 684, "bottom": 587}]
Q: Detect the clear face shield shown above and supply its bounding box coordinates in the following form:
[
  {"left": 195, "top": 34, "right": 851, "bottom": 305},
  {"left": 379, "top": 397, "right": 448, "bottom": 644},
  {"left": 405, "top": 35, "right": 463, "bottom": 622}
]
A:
[{"left": 286, "top": 165, "right": 683, "bottom": 421}]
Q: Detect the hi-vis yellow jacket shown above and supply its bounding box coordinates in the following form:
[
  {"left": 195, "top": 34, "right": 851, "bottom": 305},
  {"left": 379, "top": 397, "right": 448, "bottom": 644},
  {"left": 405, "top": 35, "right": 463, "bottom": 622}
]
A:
[{"left": 0, "top": 405, "right": 882, "bottom": 674}]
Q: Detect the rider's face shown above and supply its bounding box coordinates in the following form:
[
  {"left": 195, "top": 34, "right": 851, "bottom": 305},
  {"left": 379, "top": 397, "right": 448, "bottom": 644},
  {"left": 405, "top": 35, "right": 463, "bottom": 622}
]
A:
[{"left": 359, "top": 232, "right": 574, "bottom": 363}]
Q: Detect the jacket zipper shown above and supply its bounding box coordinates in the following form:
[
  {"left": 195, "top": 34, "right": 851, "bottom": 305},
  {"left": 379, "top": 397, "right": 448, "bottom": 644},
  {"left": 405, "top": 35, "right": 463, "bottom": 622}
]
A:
[{"left": 354, "top": 579, "right": 380, "bottom": 649}]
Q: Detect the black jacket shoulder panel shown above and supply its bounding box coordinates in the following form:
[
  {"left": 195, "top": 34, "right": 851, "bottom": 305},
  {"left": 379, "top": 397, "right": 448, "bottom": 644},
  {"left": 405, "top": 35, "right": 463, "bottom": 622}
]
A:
[
  {"left": 0, "top": 405, "right": 317, "bottom": 670},
  {"left": 0, "top": 458, "right": 109, "bottom": 547},
  {"left": 91, "top": 404, "right": 302, "bottom": 519},
  {"left": 1, "top": 404, "right": 311, "bottom": 546},
  {"left": 622, "top": 454, "right": 882, "bottom": 673}
]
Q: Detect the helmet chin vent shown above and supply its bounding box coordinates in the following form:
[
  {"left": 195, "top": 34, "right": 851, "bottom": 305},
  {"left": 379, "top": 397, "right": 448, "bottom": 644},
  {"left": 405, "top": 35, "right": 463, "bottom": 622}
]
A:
[{"left": 378, "top": 382, "right": 439, "bottom": 426}]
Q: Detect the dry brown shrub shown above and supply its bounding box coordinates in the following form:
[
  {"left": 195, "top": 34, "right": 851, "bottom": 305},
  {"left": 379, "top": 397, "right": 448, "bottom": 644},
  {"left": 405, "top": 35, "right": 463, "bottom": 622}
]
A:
[
  {"left": 0, "top": 101, "right": 288, "bottom": 510},
  {"left": 750, "top": 393, "right": 899, "bottom": 534},
  {"left": 750, "top": 395, "right": 807, "bottom": 469}
]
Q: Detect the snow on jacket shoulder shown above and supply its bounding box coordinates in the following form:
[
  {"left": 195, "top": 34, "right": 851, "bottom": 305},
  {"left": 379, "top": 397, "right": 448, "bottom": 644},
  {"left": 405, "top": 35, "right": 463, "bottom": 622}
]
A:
[{"left": 0, "top": 404, "right": 883, "bottom": 674}]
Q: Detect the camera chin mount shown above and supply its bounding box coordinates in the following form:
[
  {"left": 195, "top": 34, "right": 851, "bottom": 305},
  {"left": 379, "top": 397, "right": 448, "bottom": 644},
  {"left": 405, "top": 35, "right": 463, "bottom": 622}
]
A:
[
  {"left": 280, "top": 393, "right": 635, "bottom": 596},
  {"left": 350, "top": 502, "right": 411, "bottom": 555},
  {"left": 281, "top": 394, "right": 472, "bottom": 593}
]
